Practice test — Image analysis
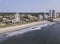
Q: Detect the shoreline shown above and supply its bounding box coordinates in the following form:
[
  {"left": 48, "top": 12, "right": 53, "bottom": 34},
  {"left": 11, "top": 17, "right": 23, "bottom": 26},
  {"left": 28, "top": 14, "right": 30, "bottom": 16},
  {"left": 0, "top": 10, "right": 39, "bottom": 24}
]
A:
[
  {"left": 0, "top": 18, "right": 60, "bottom": 34},
  {"left": 0, "top": 21, "right": 50, "bottom": 34}
]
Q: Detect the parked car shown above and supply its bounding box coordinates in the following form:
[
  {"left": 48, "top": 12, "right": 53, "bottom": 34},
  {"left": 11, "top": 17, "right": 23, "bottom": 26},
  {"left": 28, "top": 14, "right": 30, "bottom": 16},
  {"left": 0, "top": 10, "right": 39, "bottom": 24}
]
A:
[{"left": 12, "top": 19, "right": 17, "bottom": 23}]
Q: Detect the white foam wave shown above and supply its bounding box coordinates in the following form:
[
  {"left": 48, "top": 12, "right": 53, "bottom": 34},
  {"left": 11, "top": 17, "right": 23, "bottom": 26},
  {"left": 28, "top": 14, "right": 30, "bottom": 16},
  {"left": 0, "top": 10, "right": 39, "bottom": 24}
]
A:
[{"left": 4, "top": 22, "right": 55, "bottom": 37}]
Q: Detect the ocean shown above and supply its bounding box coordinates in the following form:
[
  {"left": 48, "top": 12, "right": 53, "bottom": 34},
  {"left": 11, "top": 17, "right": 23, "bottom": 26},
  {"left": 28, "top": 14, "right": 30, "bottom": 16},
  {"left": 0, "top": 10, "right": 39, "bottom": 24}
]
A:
[{"left": 0, "top": 22, "right": 60, "bottom": 44}]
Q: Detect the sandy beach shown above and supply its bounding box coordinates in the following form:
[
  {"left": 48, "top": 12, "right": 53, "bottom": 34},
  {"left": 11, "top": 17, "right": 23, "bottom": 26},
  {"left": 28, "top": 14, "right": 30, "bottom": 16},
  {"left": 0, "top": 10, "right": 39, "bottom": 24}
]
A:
[
  {"left": 0, "top": 21, "right": 50, "bottom": 34},
  {"left": 0, "top": 18, "right": 60, "bottom": 34}
]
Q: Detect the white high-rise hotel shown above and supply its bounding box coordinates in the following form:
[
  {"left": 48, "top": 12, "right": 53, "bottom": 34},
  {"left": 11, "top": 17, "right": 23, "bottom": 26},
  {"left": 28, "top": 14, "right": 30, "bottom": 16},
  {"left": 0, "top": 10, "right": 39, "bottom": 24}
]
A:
[
  {"left": 49, "top": 10, "right": 60, "bottom": 18},
  {"left": 49, "top": 10, "right": 57, "bottom": 18}
]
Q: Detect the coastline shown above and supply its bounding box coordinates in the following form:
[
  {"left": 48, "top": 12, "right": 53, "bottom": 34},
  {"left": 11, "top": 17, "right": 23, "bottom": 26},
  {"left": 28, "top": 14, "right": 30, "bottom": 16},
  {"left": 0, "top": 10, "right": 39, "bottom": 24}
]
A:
[
  {"left": 0, "top": 21, "right": 49, "bottom": 34},
  {"left": 0, "top": 18, "right": 60, "bottom": 34}
]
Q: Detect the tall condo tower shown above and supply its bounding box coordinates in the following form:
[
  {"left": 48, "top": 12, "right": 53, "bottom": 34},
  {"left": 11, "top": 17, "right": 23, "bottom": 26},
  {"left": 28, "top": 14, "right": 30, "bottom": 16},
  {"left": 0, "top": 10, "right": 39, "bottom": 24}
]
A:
[{"left": 49, "top": 10, "right": 56, "bottom": 18}]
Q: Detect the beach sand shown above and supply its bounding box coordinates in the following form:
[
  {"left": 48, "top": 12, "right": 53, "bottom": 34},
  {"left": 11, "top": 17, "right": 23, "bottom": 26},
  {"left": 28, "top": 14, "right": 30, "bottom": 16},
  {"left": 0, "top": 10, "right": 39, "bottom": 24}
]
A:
[{"left": 0, "top": 18, "right": 60, "bottom": 34}]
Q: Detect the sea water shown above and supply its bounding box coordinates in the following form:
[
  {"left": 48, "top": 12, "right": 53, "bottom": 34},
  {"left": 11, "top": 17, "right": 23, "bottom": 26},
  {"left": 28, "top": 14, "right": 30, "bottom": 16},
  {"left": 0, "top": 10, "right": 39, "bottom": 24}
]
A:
[{"left": 0, "top": 22, "right": 60, "bottom": 44}]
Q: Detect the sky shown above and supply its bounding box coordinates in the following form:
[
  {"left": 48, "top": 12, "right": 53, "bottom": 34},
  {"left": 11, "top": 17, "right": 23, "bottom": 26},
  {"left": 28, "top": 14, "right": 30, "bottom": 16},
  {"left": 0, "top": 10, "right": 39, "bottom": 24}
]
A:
[{"left": 0, "top": 0, "right": 60, "bottom": 12}]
